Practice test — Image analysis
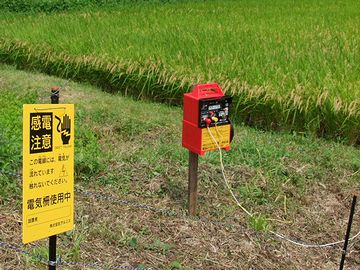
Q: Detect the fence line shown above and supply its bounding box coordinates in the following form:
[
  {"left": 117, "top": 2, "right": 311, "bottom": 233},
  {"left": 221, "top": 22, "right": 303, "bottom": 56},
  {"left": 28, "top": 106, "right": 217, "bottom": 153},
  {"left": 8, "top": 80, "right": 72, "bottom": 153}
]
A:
[
  {"left": 0, "top": 240, "right": 154, "bottom": 270},
  {"left": 2, "top": 168, "right": 360, "bottom": 248},
  {"left": 0, "top": 168, "right": 253, "bottom": 231},
  {"left": 76, "top": 188, "right": 360, "bottom": 249},
  {"left": 0, "top": 240, "right": 46, "bottom": 263},
  {"left": 0, "top": 168, "right": 21, "bottom": 178},
  {"left": 76, "top": 189, "right": 251, "bottom": 232},
  {"left": 1, "top": 168, "right": 360, "bottom": 267}
]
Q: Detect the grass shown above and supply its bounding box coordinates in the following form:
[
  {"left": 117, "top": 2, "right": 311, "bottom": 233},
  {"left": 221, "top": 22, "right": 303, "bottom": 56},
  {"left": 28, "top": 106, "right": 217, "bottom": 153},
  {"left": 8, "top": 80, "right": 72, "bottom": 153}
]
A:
[
  {"left": 0, "top": 63, "right": 359, "bottom": 269},
  {"left": 0, "top": 90, "right": 37, "bottom": 200},
  {"left": 0, "top": 0, "right": 360, "bottom": 142}
]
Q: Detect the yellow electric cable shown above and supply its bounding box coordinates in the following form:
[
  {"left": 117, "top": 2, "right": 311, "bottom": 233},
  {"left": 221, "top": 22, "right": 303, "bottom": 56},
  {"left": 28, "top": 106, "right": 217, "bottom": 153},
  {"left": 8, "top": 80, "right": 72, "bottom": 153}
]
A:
[{"left": 207, "top": 125, "right": 253, "bottom": 217}]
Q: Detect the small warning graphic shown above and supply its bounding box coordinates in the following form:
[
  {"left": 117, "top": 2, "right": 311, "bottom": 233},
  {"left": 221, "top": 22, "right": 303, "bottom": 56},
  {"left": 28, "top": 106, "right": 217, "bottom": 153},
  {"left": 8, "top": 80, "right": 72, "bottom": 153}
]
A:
[
  {"left": 55, "top": 114, "right": 71, "bottom": 145},
  {"left": 59, "top": 164, "right": 68, "bottom": 178}
]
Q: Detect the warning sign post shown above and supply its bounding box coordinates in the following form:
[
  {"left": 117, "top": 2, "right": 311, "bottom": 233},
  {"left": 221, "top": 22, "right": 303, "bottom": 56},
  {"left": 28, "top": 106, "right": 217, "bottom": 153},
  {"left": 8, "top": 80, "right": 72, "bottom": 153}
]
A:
[{"left": 23, "top": 103, "right": 74, "bottom": 244}]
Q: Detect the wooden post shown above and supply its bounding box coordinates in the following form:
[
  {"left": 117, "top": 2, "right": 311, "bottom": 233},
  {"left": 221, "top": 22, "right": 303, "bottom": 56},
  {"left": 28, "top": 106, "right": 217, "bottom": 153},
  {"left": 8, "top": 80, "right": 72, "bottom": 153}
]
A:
[{"left": 188, "top": 151, "right": 199, "bottom": 216}]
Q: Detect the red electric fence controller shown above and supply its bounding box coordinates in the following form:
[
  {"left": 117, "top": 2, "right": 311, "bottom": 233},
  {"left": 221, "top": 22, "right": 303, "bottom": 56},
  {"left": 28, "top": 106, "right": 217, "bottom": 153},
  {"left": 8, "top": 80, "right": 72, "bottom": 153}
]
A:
[{"left": 182, "top": 83, "right": 233, "bottom": 155}]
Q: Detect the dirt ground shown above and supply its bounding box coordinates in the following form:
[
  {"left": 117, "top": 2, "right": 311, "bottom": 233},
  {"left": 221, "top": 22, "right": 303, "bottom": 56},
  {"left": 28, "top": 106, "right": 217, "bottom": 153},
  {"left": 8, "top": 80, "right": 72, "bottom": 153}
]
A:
[{"left": 0, "top": 183, "right": 359, "bottom": 270}]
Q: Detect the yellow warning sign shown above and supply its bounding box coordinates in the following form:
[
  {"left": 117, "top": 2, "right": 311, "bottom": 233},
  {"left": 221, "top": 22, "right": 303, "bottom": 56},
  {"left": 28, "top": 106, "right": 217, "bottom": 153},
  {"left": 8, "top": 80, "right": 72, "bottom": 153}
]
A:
[
  {"left": 201, "top": 124, "right": 230, "bottom": 151},
  {"left": 23, "top": 104, "right": 74, "bottom": 244}
]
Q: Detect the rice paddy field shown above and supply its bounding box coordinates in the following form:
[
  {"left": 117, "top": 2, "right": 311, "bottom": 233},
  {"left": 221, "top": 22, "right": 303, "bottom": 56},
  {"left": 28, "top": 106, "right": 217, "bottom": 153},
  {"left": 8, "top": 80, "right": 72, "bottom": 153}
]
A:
[{"left": 0, "top": 0, "right": 360, "bottom": 141}]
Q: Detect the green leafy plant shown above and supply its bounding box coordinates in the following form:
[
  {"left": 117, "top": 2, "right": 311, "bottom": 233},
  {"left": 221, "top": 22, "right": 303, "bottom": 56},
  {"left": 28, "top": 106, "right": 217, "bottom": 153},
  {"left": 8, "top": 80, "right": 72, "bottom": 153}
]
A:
[
  {"left": 238, "top": 184, "right": 268, "bottom": 205},
  {"left": 75, "top": 124, "right": 104, "bottom": 179},
  {"left": 128, "top": 237, "right": 138, "bottom": 249},
  {"left": 170, "top": 261, "right": 182, "bottom": 269},
  {"left": 248, "top": 214, "right": 269, "bottom": 232},
  {"left": 148, "top": 239, "right": 172, "bottom": 255}
]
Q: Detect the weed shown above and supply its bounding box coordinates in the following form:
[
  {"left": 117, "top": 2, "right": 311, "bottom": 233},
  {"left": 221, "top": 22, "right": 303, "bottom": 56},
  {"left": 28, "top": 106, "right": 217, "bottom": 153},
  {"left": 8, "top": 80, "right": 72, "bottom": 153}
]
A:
[
  {"left": 238, "top": 184, "right": 268, "bottom": 206},
  {"left": 90, "top": 223, "right": 140, "bottom": 250},
  {"left": 148, "top": 239, "right": 172, "bottom": 255},
  {"left": 25, "top": 245, "right": 47, "bottom": 266},
  {"left": 128, "top": 237, "right": 138, "bottom": 249},
  {"left": 65, "top": 233, "right": 84, "bottom": 261},
  {"left": 170, "top": 260, "right": 182, "bottom": 269},
  {"left": 350, "top": 158, "right": 360, "bottom": 174},
  {"left": 248, "top": 214, "right": 269, "bottom": 232},
  {"left": 75, "top": 122, "right": 103, "bottom": 179},
  {"left": 138, "top": 227, "right": 151, "bottom": 236}
]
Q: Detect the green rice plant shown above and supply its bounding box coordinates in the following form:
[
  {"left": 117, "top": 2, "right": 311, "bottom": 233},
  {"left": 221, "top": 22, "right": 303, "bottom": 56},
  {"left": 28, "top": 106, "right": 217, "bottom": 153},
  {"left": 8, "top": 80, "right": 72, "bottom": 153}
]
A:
[
  {"left": 0, "top": 0, "right": 359, "bottom": 142},
  {"left": 0, "top": 0, "right": 132, "bottom": 13}
]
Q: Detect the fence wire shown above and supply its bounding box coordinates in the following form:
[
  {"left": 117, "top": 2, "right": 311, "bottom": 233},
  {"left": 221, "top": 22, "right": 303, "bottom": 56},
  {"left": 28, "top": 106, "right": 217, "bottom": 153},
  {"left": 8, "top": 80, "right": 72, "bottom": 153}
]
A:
[
  {"left": 0, "top": 240, "right": 154, "bottom": 270},
  {"left": 0, "top": 168, "right": 21, "bottom": 178},
  {"left": 76, "top": 188, "right": 251, "bottom": 233},
  {"left": 1, "top": 168, "right": 360, "bottom": 264},
  {"left": 76, "top": 187, "right": 360, "bottom": 249},
  {"left": 0, "top": 240, "right": 46, "bottom": 263}
]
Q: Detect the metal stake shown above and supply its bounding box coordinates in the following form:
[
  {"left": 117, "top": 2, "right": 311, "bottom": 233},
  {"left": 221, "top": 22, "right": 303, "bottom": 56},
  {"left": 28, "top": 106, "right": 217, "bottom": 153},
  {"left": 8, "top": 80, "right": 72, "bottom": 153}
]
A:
[
  {"left": 51, "top": 87, "right": 60, "bottom": 104},
  {"left": 49, "top": 87, "right": 59, "bottom": 269},
  {"left": 339, "top": 195, "right": 357, "bottom": 270},
  {"left": 188, "top": 151, "right": 199, "bottom": 216},
  {"left": 49, "top": 235, "right": 57, "bottom": 270}
]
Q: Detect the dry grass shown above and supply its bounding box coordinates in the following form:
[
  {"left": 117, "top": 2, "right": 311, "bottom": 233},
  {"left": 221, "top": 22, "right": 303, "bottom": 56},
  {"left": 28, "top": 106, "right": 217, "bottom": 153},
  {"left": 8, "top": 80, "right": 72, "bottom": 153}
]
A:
[{"left": 1, "top": 183, "right": 359, "bottom": 270}]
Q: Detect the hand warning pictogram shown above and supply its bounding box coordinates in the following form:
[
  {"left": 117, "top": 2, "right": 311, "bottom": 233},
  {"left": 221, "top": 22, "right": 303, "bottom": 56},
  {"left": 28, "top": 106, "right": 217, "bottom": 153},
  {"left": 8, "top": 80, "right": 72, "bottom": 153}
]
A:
[{"left": 55, "top": 114, "right": 71, "bottom": 145}]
